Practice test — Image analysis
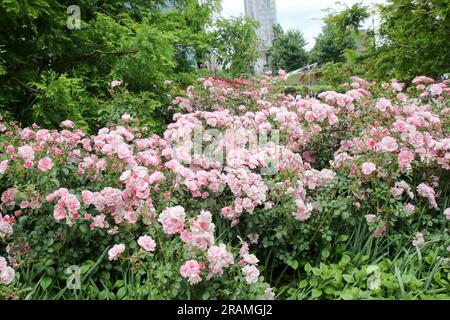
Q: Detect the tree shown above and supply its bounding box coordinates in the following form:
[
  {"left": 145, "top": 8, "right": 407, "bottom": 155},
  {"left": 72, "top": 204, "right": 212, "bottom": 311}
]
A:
[
  {"left": 271, "top": 24, "right": 309, "bottom": 72},
  {"left": 211, "top": 16, "right": 261, "bottom": 76},
  {"left": 0, "top": 0, "right": 219, "bottom": 130},
  {"left": 324, "top": 2, "right": 370, "bottom": 31},
  {"left": 309, "top": 25, "right": 356, "bottom": 64},
  {"left": 309, "top": 3, "right": 369, "bottom": 64},
  {"left": 366, "top": 0, "right": 450, "bottom": 80}
]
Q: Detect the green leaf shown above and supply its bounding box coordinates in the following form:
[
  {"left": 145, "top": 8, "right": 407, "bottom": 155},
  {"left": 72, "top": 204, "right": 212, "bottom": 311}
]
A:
[
  {"left": 40, "top": 276, "right": 52, "bottom": 291},
  {"left": 99, "top": 290, "right": 109, "bottom": 300},
  {"left": 80, "top": 260, "right": 95, "bottom": 275},
  {"left": 290, "top": 260, "right": 299, "bottom": 270},
  {"left": 304, "top": 263, "right": 312, "bottom": 273},
  {"left": 117, "top": 287, "right": 127, "bottom": 300},
  {"left": 89, "top": 285, "right": 99, "bottom": 297},
  {"left": 340, "top": 255, "right": 351, "bottom": 266},
  {"left": 311, "top": 289, "right": 322, "bottom": 299},
  {"left": 298, "top": 279, "right": 308, "bottom": 288},
  {"left": 114, "top": 280, "right": 125, "bottom": 288},
  {"left": 324, "top": 286, "right": 335, "bottom": 295},
  {"left": 312, "top": 267, "right": 322, "bottom": 276},
  {"left": 321, "top": 248, "right": 330, "bottom": 259},
  {"left": 343, "top": 274, "right": 354, "bottom": 283}
]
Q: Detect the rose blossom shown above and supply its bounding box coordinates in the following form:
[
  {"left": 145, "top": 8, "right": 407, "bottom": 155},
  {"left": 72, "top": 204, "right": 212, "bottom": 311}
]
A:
[
  {"left": 0, "top": 221, "right": 13, "bottom": 236},
  {"left": 158, "top": 206, "right": 186, "bottom": 235},
  {"left": 180, "top": 260, "right": 203, "bottom": 285},
  {"left": 137, "top": 235, "right": 156, "bottom": 252},
  {"left": 377, "top": 136, "right": 398, "bottom": 152},
  {"left": 242, "top": 265, "right": 260, "bottom": 284},
  {"left": 0, "top": 160, "right": 8, "bottom": 174},
  {"left": 398, "top": 149, "right": 414, "bottom": 167},
  {"left": 444, "top": 208, "right": 450, "bottom": 220},
  {"left": 412, "top": 232, "right": 425, "bottom": 247},
  {"left": 207, "top": 244, "right": 234, "bottom": 278},
  {"left": 37, "top": 157, "right": 53, "bottom": 172},
  {"left": 60, "top": 120, "right": 74, "bottom": 128},
  {"left": 0, "top": 256, "right": 6, "bottom": 270},
  {"left": 361, "top": 162, "right": 376, "bottom": 175},
  {"left": 241, "top": 254, "right": 259, "bottom": 265},
  {"left": 121, "top": 113, "right": 133, "bottom": 123},
  {"left": 108, "top": 244, "right": 125, "bottom": 261},
  {"left": 111, "top": 80, "right": 122, "bottom": 88},
  {"left": 417, "top": 183, "right": 438, "bottom": 208},
  {"left": 81, "top": 190, "right": 94, "bottom": 204},
  {"left": 428, "top": 84, "right": 442, "bottom": 96},
  {"left": 23, "top": 160, "right": 33, "bottom": 169},
  {"left": 404, "top": 203, "right": 415, "bottom": 213},
  {"left": 17, "top": 145, "right": 35, "bottom": 160},
  {"left": 0, "top": 266, "right": 15, "bottom": 285}
]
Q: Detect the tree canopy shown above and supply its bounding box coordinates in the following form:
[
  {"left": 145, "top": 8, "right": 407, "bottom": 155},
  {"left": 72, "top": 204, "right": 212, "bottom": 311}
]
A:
[
  {"left": 309, "top": 3, "right": 370, "bottom": 65},
  {"left": 271, "top": 24, "right": 309, "bottom": 72},
  {"left": 366, "top": 0, "right": 450, "bottom": 80},
  {"left": 0, "top": 0, "right": 221, "bottom": 130},
  {"left": 210, "top": 16, "right": 261, "bottom": 76}
]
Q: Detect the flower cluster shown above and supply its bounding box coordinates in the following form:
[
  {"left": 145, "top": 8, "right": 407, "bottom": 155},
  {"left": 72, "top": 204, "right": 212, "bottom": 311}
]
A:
[
  {"left": 0, "top": 73, "right": 448, "bottom": 297},
  {"left": 0, "top": 256, "right": 15, "bottom": 285}
]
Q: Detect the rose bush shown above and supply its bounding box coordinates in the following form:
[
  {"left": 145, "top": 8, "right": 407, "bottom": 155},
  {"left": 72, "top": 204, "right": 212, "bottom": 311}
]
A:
[{"left": 0, "top": 72, "right": 449, "bottom": 299}]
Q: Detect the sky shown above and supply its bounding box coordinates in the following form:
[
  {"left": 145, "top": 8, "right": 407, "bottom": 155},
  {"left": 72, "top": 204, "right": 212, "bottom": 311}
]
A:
[{"left": 220, "top": 0, "right": 386, "bottom": 50}]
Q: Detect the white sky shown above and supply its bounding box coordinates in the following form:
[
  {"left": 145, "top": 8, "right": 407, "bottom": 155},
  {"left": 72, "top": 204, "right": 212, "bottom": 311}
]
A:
[{"left": 220, "top": 0, "right": 386, "bottom": 50}]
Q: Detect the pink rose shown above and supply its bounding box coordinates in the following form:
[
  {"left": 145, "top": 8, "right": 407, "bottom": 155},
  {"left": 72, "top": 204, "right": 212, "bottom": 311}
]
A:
[
  {"left": 0, "top": 160, "right": 8, "bottom": 174},
  {"left": 376, "top": 98, "right": 392, "bottom": 112},
  {"left": 412, "top": 232, "right": 424, "bottom": 247},
  {"left": 0, "top": 256, "right": 6, "bottom": 270},
  {"left": 416, "top": 84, "right": 426, "bottom": 90},
  {"left": 23, "top": 160, "right": 33, "bottom": 169},
  {"left": 81, "top": 190, "right": 94, "bottom": 205},
  {"left": 180, "top": 259, "right": 202, "bottom": 285},
  {"left": 242, "top": 265, "right": 260, "bottom": 284},
  {"left": 121, "top": 113, "right": 133, "bottom": 123},
  {"left": 19, "top": 201, "right": 29, "bottom": 209},
  {"left": 0, "top": 266, "right": 15, "bottom": 285},
  {"left": 377, "top": 136, "right": 398, "bottom": 152},
  {"left": 397, "top": 92, "right": 407, "bottom": 102},
  {"left": 37, "top": 157, "right": 53, "bottom": 172},
  {"left": 111, "top": 80, "right": 122, "bottom": 88},
  {"left": 108, "top": 244, "right": 125, "bottom": 261},
  {"left": 398, "top": 149, "right": 414, "bottom": 167},
  {"left": 17, "top": 145, "right": 35, "bottom": 160},
  {"left": 60, "top": 120, "right": 74, "bottom": 128},
  {"left": 158, "top": 206, "right": 185, "bottom": 235},
  {"left": 116, "top": 144, "right": 131, "bottom": 160},
  {"left": 361, "top": 162, "right": 376, "bottom": 175},
  {"left": 138, "top": 235, "right": 156, "bottom": 252},
  {"left": 428, "top": 84, "right": 442, "bottom": 96},
  {"left": 444, "top": 208, "right": 450, "bottom": 220},
  {"left": 148, "top": 171, "right": 165, "bottom": 184},
  {"left": 53, "top": 207, "right": 67, "bottom": 221},
  {"left": 417, "top": 183, "right": 437, "bottom": 208}
]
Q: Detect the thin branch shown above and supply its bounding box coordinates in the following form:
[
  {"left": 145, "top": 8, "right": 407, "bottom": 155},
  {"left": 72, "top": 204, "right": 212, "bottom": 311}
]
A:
[{"left": 84, "top": 49, "right": 140, "bottom": 57}]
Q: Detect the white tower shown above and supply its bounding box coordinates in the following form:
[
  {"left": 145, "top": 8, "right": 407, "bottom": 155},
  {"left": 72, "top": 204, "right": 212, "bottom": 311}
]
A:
[{"left": 244, "top": 0, "right": 277, "bottom": 73}]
